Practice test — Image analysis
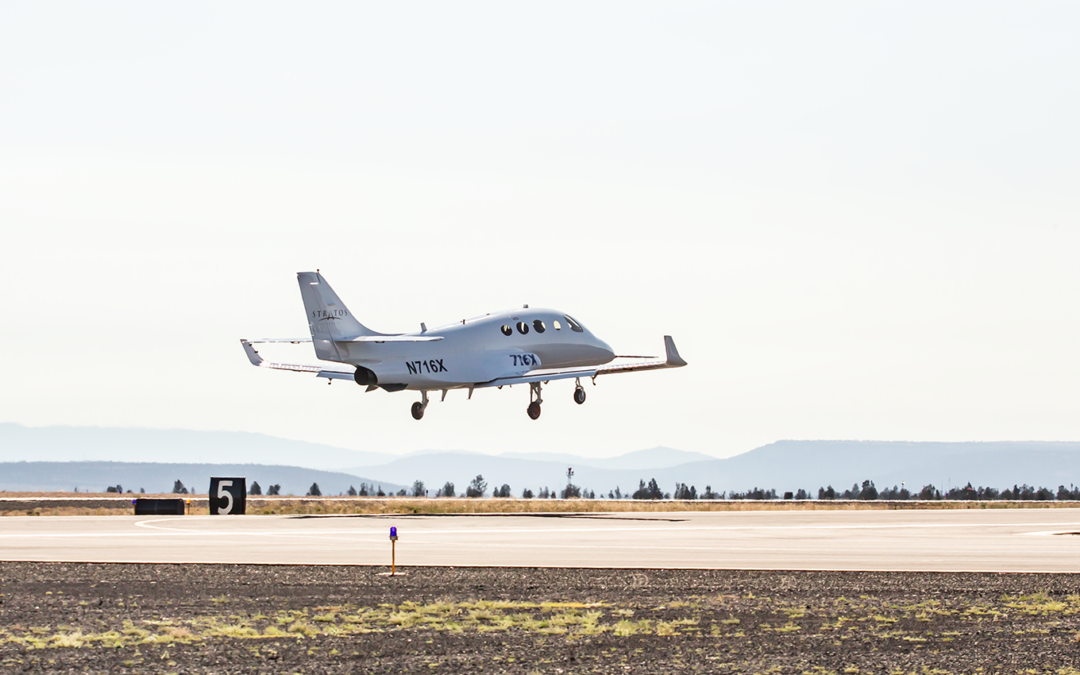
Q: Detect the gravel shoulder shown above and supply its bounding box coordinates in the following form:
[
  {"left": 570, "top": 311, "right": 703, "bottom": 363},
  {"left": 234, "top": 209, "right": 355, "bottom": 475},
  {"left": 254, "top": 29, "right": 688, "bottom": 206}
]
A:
[{"left": 2, "top": 563, "right": 1080, "bottom": 673}]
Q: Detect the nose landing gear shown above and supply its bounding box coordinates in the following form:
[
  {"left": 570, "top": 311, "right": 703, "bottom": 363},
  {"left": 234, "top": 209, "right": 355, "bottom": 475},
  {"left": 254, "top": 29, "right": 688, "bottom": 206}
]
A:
[
  {"left": 573, "top": 378, "right": 586, "bottom": 405},
  {"left": 411, "top": 391, "right": 430, "bottom": 420},
  {"left": 527, "top": 381, "right": 543, "bottom": 420}
]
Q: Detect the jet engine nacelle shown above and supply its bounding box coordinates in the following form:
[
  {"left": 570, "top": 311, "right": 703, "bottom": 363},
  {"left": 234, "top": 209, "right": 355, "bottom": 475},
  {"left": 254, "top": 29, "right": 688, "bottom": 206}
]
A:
[{"left": 353, "top": 366, "right": 379, "bottom": 386}]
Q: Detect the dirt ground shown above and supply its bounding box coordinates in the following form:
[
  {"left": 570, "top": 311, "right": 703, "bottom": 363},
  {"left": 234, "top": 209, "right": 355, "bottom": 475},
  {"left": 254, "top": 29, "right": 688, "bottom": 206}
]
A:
[{"left": 2, "top": 563, "right": 1080, "bottom": 674}]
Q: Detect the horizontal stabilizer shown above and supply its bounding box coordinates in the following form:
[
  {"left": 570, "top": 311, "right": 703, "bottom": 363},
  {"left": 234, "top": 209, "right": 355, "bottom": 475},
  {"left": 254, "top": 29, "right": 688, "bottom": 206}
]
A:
[{"left": 240, "top": 339, "right": 354, "bottom": 379}]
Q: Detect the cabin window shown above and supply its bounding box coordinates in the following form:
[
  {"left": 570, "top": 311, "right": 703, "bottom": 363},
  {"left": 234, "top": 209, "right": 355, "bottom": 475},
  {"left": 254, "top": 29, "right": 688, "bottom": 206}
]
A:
[
  {"left": 501, "top": 325, "right": 512, "bottom": 336},
  {"left": 553, "top": 320, "right": 561, "bottom": 330},
  {"left": 564, "top": 315, "right": 584, "bottom": 333},
  {"left": 533, "top": 319, "right": 546, "bottom": 333},
  {"left": 516, "top": 321, "right": 529, "bottom": 334}
]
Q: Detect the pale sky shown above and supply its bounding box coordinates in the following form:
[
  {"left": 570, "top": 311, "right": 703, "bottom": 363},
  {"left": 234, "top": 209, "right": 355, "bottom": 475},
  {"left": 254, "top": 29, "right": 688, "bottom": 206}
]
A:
[{"left": 1, "top": 2, "right": 1078, "bottom": 460}]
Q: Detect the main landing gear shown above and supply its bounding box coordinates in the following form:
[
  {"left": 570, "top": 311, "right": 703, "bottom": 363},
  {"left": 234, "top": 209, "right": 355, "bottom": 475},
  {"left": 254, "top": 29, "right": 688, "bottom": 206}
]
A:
[
  {"left": 574, "top": 378, "right": 586, "bottom": 405},
  {"left": 411, "top": 391, "right": 429, "bottom": 420},
  {"left": 527, "top": 381, "right": 543, "bottom": 420}
]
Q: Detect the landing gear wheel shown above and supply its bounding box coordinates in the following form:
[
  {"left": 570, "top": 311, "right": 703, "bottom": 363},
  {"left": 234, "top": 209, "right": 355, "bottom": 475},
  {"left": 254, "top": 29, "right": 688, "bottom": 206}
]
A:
[
  {"left": 574, "top": 388, "right": 586, "bottom": 405},
  {"left": 527, "top": 401, "right": 542, "bottom": 420},
  {"left": 411, "top": 401, "right": 425, "bottom": 420}
]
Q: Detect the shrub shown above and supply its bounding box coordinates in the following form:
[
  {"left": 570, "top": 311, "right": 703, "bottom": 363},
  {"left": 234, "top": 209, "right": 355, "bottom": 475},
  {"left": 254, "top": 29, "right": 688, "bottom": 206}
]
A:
[
  {"left": 249, "top": 482, "right": 262, "bottom": 496},
  {"left": 1058, "top": 485, "right": 1080, "bottom": 500},
  {"left": 949, "top": 483, "right": 978, "bottom": 501},
  {"left": 632, "top": 479, "right": 664, "bottom": 500},
  {"left": 411, "top": 480, "right": 425, "bottom": 497},
  {"left": 701, "top": 486, "right": 723, "bottom": 500},
  {"left": 521, "top": 488, "right": 534, "bottom": 499},
  {"left": 858, "top": 480, "right": 878, "bottom": 500},
  {"left": 878, "top": 485, "right": 911, "bottom": 499},
  {"left": 267, "top": 484, "right": 281, "bottom": 496},
  {"left": 466, "top": 475, "right": 487, "bottom": 498},
  {"left": 917, "top": 484, "right": 941, "bottom": 500},
  {"left": 307, "top": 483, "right": 322, "bottom": 497},
  {"left": 729, "top": 487, "right": 777, "bottom": 500},
  {"left": 674, "top": 483, "right": 697, "bottom": 500}
]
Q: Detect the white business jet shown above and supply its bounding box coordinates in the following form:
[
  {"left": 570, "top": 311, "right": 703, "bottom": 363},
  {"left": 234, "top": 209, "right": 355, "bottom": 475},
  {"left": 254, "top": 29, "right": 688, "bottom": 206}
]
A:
[{"left": 240, "top": 272, "right": 687, "bottom": 420}]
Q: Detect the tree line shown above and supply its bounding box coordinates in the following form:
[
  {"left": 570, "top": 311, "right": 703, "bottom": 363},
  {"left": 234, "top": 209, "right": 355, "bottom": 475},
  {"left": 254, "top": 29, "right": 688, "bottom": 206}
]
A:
[
  {"left": 813, "top": 480, "right": 1080, "bottom": 501},
  {"left": 101, "top": 476, "right": 1080, "bottom": 501}
]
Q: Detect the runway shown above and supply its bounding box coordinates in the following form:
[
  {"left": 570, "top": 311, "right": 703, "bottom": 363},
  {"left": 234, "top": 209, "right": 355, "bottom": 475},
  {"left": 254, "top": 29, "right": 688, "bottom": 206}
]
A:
[{"left": 2, "top": 509, "right": 1080, "bottom": 572}]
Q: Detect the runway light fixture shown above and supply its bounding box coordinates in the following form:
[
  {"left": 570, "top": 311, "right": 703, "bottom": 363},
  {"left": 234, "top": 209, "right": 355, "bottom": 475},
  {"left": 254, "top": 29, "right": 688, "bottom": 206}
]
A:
[{"left": 389, "top": 527, "right": 399, "bottom": 576}]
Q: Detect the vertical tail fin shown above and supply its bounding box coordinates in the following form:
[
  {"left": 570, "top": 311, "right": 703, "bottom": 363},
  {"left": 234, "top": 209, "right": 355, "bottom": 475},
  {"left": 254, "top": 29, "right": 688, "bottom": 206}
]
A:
[{"left": 297, "top": 272, "right": 379, "bottom": 360}]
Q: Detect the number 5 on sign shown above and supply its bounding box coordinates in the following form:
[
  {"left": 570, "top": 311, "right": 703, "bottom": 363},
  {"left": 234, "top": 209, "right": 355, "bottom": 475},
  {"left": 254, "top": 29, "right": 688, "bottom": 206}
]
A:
[{"left": 209, "top": 477, "right": 247, "bottom": 515}]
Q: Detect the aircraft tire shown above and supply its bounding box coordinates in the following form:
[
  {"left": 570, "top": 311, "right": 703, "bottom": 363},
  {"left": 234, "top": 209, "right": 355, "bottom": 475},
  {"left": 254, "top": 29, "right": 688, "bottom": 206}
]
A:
[
  {"left": 527, "top": 402, "right": 542, "bottom": 420},
  {"left": 574, "top": 388, "right": 586, "bottom": 405},
  {"left": 411, "top": 402, "right": 425, "bottom": 420}
]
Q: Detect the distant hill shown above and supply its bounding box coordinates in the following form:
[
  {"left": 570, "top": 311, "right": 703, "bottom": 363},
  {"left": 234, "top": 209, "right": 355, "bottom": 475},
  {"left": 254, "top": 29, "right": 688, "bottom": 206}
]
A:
[
  {"left": 5, "top": 424, "right": 1080, "bottom": 497},
  {"left": 0, "top": 423, "right": 395, "bottom": 470},
  {"left": 344, "top": 441, "right": 1080, "bottom": 497},
  {"left": 500, "top": 447, "right": 716, "bottom": 470},
  {"left": 706, "top": 440, "right": 1080, "bottom": 494},
  {"left": 0, "top": 462, "right": 405, "bottom": 496}
]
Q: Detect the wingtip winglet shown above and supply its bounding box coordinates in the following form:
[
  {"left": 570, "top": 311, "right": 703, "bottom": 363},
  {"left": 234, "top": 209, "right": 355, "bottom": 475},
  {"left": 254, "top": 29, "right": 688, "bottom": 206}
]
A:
[
  {"left": 240, "top": 339, "right": 265, "bottom": 366},
  {"left": 664, "top": 336, "right": 687, "bottom": 367}
]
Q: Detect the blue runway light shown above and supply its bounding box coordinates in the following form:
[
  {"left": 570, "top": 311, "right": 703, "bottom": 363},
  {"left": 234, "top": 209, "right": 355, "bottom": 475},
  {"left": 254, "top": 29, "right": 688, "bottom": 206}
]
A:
[{"left": 388, "top": 526, "right": 400, "bottom": 574}]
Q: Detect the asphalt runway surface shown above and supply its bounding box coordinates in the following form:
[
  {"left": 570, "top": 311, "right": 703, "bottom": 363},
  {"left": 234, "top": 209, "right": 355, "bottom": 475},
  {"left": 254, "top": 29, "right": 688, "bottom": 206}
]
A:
[{"left": 3, "top": 509, "right": 1080, "bottom": 572}]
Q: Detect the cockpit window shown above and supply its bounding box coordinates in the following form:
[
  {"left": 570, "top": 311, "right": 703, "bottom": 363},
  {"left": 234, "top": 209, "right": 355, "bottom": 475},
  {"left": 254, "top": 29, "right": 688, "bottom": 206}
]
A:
[
  {"left": 501, "top": 325, "right": 512, "bottom": 336},
  {"left": 553, "top": 320, "right": 561, "bottom": 330},
  {"left": 533, "top": 319, "right": 546, "bottom": 333},
  {"left": 564, "top": 315, "right": 584, "bottom": 333},
  {"left": 516, "top": 321, "right": 529, "bottom": 335}
]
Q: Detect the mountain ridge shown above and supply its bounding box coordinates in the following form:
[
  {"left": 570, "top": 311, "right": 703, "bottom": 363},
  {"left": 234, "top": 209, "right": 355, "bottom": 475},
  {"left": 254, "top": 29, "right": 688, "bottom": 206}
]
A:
[
  {"left": 5, "top": 424, "right": 1080, "bottom": 497},
  {"left": 0, "top": 461, "right": 406, "bottom": 495}
]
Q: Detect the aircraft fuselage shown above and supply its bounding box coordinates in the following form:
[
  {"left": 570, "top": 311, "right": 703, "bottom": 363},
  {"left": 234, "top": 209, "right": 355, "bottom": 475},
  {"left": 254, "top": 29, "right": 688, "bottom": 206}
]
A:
[{"left": 323, "top": 310, "right": 615, "bottom": 390}]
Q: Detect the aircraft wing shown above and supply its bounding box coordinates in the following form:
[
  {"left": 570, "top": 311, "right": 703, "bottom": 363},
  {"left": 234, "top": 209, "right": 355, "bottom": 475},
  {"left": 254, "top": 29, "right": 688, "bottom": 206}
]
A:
[
  {"left": 247, "top": 335, "right": 443, "bottom": 344},
  {"left": 349, "top": 335, "right": 443, "bottom": 343},
  {"left": 477, "top": 336, "right": 687, "bottom": 388},
  {"left": 239, "top": 339, "right": 356, "bottom": 380}
]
